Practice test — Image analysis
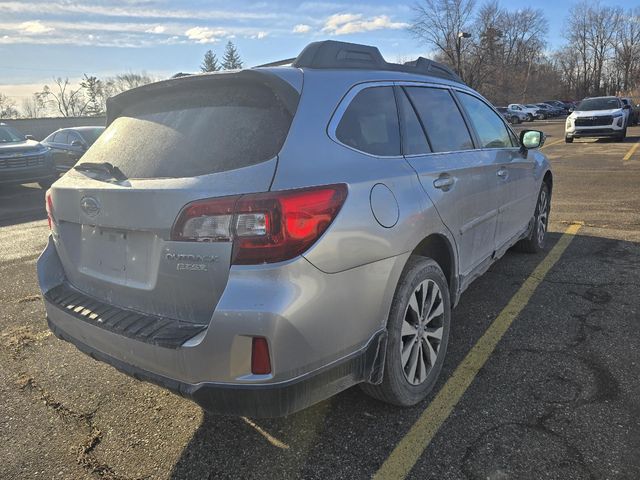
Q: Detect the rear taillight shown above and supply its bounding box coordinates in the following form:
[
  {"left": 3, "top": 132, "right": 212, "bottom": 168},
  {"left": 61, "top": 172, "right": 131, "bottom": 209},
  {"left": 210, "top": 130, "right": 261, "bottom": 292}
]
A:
[
  {"left": 171, "top": 184, "right": 348, "bottom": 265},
  {"left": 45, "top": 191, "right": 54, "bottom": 229}
]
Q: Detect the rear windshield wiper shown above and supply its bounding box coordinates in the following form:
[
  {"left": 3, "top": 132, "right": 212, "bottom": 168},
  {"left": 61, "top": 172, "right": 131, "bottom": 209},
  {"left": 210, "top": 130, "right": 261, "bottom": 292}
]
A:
[{"left": 74, "top": 162, "right": 128, "bottom": 182}]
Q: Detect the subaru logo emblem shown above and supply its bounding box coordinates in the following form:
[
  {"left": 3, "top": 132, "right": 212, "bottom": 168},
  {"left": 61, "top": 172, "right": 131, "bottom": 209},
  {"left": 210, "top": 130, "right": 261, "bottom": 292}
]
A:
[{"left": 80, "top": 196, "right": 101, "bottom": 217}]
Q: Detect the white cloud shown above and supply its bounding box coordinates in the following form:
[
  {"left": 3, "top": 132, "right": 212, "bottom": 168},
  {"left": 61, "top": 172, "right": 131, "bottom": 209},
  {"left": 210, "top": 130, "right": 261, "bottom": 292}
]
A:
[
  {"left": 293, "top": 24, "right": 311, "bottom": 33},
  {"left": 0, "top": 1, "right": 277, "bottom": 21},
  {"left": 145, "top": 25, "right": 166, "bottom": 34},
  {"left": 184, "top": 26, "right": 228, "bottom": 44},
  {"left": 250, "top": 31, "right": 268, "bottom": 39},
  {"left": 322, "top": 13, "right": 408, "bottom": 35},
  {"left": 19, "top": 20, "right": 53, "bottom": 34}
]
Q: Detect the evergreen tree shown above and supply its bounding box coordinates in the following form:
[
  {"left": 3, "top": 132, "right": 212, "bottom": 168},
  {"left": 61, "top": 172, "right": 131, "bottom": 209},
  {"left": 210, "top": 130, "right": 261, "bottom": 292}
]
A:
[
  {"left": 80, "top": 74, "right": 104, "bottom": 116},
  {"left": 200, "top": 50, "right": 221, "bottom": 72},
  {"left": 222, "top": 41, "right": 243, "bottom": 70}
]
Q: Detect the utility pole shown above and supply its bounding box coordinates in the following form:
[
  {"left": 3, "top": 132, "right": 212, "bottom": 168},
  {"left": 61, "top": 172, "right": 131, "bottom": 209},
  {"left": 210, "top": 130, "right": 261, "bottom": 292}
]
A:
[{"left": 456, "top": 32, "right": 471, "bottom": 81}]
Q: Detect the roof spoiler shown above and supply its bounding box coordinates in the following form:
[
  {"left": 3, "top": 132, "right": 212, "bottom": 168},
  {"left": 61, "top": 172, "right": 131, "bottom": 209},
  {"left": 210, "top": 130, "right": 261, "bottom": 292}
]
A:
[{"left": 265, "top": 40, "right": 464, "bottom": 84}]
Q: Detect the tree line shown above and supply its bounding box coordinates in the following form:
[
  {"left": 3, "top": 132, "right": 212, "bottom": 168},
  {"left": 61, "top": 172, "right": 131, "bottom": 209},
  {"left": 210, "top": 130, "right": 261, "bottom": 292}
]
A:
[
  {"left": 411, "top": 0, "right": 640, "bottom": 105},
  {"left": 0, "top": 41, "right": 244, "bottom": 119}
]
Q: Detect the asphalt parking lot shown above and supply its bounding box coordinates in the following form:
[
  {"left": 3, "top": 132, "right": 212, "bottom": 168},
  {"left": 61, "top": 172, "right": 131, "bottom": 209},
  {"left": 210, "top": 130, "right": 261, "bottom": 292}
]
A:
[{"left": 1, "top": 119, "right": 639, "bottom": 480}]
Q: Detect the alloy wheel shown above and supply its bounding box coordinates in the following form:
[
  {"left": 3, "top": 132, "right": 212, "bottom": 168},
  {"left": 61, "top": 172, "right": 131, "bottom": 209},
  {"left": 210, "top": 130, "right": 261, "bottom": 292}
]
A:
[
  {"left": 537, "top": 188, "right": 549, "bottom": 246},
  {"left": 400, "top": 279, "right": 444, "bottom": 385}
]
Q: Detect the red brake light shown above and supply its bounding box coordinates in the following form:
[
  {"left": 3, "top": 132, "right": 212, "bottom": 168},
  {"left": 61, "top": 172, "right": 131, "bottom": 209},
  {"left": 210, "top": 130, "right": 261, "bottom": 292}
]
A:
[
  {"left": 45, "top": 191, "right": 54, "bottom": 229},
  {"left": 251, "top": 337, "right": 271, "bottom": 375},
  {"left": 171, "top": 184, "right": 347, "bottom": 265}
]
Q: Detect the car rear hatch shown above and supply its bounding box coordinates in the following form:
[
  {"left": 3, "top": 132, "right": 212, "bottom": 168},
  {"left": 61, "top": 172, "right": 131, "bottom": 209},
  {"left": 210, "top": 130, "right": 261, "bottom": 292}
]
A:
[{"left": 46, "top": 70, "right": 300, "bottom": 341}]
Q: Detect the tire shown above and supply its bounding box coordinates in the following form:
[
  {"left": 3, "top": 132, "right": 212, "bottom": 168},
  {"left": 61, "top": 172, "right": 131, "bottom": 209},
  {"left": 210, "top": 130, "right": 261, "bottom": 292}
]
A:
[
  {"left": 526, "top": 114, "right": 533, "bottom": 122},
  {"left": 511, "top": 115, "right": 520, "bottom": 124},
  {"left": 538, "top": 113, "right": 546, "bottom": 120},
  {"left": 38, "top": 178, "right": 56, "bottom": 189},
  {"left": 360, "top": 256, "right": 451, "bottom": 406},
  {"left": 616, "top": 128, "right": 627, "bottom": 142},
  {"left": 514, "top": 182, "right": 551, "bottom": 254},
  {"left": 565, "top": 136, "right": 573, "bottom": 143}
]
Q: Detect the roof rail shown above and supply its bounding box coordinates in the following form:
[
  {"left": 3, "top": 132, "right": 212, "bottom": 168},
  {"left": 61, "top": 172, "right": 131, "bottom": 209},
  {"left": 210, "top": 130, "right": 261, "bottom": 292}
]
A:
[
  {"left": 287, "top": 40, "right": 463, "bottom": 84},
  {"left": 255, "top": 57, "right": 296, "bottom": 68}
]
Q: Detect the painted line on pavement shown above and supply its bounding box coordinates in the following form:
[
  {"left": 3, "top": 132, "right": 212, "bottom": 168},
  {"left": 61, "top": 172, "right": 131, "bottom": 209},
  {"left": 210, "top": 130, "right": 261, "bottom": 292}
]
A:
[
  {"left": 623, "top": 140, "right": 640, "bottom": 161},
  {"left": 541, "top": 138, "right": 564, "bottom": 149},
  {"left": 373, "top": 221, "right": 584, "bottom": 480}
]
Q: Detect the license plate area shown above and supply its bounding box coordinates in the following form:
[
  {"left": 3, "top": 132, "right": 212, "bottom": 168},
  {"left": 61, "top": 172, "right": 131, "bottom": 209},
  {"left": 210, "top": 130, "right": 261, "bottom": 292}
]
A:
[{"left": 80, "top": 225, "right": 128, "bottom": 281}]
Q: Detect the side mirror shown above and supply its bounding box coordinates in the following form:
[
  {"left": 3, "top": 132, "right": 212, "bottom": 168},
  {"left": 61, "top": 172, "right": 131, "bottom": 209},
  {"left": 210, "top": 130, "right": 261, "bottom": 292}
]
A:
[
  {"left": 25, "top": 134, "right": 35, "bottom": 140},
  {"left": 623, "top": 104, "right": 631, "bottom": 110},
  {"left": 519, "top": 130, "right": 544, "bottom": 152},
  {"left": 71, "top": 140, "right": 86, "bottom": 149}
]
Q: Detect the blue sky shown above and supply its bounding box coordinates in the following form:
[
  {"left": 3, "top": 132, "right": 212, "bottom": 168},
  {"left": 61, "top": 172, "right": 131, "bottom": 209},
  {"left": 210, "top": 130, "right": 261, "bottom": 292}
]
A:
[{"left": 0, "top": 0, "right": 636, "bottom": 99}]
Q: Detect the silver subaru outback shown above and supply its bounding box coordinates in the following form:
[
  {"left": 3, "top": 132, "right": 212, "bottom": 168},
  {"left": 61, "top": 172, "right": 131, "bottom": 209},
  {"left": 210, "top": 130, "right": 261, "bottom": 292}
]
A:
[{"left": 37, "top": 41, "right": 552, "bottom": 417}]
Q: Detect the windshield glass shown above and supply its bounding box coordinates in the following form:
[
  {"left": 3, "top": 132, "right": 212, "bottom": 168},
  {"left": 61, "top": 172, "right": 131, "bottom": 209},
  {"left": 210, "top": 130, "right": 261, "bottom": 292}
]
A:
[
  {"left": 78, "top": 128, "right": 105, "bottom": 146},
  {"left": 577, "top": 98, "right": 621, "bottom": 111},
  {"left": 0, "top": 125, "right": 26, "bottom": 143},
  {"left": 81, "top": 79, "right": 297, "bottom": 179}
]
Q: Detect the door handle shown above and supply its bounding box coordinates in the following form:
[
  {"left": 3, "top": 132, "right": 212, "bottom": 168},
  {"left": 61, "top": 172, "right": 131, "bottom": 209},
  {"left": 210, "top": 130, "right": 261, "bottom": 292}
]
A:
[
  {"left": 433, "top": 175, "right": 455, "bottom": 190},
  {"left": 497, "top": 168, "right": 508, "bottom": 179}
]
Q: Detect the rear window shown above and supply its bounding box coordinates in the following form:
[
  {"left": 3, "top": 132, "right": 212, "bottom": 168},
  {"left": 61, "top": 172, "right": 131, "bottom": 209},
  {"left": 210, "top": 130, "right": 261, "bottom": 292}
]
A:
[
  {"left": 335, "top": 87, "right": 401, "bottom": 156},
  {"left": 80, "top": 78, "right": 297, "bottom": 178}
]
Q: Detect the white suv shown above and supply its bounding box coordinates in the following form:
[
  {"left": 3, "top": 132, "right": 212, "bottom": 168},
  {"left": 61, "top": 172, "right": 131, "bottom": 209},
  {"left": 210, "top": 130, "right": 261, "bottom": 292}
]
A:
[
  {"left": 565, "top": 96, "right": 629, "bottom": 143},
  {"left": 508, "top": 104, "right": 537, "bottom": 122}
]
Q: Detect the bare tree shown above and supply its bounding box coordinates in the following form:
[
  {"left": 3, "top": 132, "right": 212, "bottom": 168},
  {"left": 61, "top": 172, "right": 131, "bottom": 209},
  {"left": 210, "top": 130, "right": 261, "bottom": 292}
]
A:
[
  {"left": 0, "top": 93, "right": 19, "bottom": 118},
  {"left": 614, "top": 7, "right": 640, "bottom": 93},
  {"left": 411, "top": 0, "right": 476, "bottom": 80},
  {"left": 38, "top": 78, "right": 89, "bottom": 117},
  {"left": 20, "top": 94, "right": 46, "bottom": 118}
]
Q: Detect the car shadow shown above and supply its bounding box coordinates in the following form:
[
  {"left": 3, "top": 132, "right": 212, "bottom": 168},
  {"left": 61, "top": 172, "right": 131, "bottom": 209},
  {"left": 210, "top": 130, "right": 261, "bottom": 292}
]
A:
[
  {"left": 0, "top": 183, "right": 47, "bottom": 227},
  {"left": 166, "top": 230, "right": 640, "bottom": 480}
]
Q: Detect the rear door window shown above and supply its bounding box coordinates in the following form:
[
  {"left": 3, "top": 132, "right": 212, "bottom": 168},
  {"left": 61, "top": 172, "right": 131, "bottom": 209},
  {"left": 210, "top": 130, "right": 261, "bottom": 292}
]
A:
[
  {"left": 396, "top": 88, "right": 431, "bottom": 155},
  {"left": 335, "top": 86, "right": 401, "bottom": 156},
  {"left": 404, "top": 87, "right": 474, "bottom": 153},
  {"left": 457, "top": 92, "right": 515, "bottom": 148},
  {"left": 80, "top": 77, "right": 298, "bottom": 178}
]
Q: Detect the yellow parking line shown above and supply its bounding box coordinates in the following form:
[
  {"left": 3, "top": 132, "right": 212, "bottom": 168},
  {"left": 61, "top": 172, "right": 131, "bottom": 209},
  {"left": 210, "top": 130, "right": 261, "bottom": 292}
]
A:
[
  {"left": 623, "top": 140, "right": 640, "bottom": 161},
  {"left": 373, "top": 222, "right": 583, "bottom": 480},
  {"left": 541, "top": 138, "right": 564, "bottom": 149}
]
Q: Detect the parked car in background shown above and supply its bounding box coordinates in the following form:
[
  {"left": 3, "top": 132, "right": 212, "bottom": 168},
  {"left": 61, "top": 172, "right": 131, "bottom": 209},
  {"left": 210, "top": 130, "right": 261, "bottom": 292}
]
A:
[
  {"left": 507, "top": 104, "right": 536, "bottom": 122},
  {"left": 544, "top": 100, "right": 570, "bottom": 115},
  {"left": 42, "top": 126, "right": 105, "bottom": 172},
  {"left": 565, "top": 96, "right": 629, "bottom": 143},
  {"left": 38, "top": 40, "right": 552, "bottom": 418},
  {"left": 621, "top": 98, "right": 639, "bottom": 126},
  {"left": 536, "top": 103, "right": 560, "bottom": 118},
  {"left": 496, "top": 106, "right": 527, "bottom": 124},
  {"left": 0, "top": 123, "right": 56, "bottom": 189},
  {"left": 525, "top": 104, "right": 547, "bottom": 119}
]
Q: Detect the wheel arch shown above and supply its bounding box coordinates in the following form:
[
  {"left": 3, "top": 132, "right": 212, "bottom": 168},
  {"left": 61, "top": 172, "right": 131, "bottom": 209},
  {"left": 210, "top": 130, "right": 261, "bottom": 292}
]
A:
[{"left": 409, "top": 233, "right": 458, "bottom": 305}]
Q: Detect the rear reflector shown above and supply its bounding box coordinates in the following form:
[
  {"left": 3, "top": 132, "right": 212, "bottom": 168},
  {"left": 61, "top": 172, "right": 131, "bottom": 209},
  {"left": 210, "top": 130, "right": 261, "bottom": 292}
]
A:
[
  {"left": 171, "top": 184, "right": 347, "bottom": 264},
  {"left": 251, "top": 337, "right": 271, "bottom": 375}
]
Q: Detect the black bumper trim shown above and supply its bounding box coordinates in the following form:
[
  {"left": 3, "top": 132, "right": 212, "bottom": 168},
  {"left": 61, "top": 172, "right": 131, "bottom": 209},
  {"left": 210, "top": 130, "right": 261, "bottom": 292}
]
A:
[
  {"left": 45, "top": 283, "right": 207, "bottom": 349},
  {"left": 47, "top": 317, "right": 387, "bottom": 418}
]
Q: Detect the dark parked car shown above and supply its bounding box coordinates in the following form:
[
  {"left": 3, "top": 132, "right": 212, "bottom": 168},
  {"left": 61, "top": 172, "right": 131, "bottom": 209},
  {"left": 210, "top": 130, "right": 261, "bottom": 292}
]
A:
[
  {"left": 536, "top": 103, "right": 561, "bottom": 117},
  {"left": 544, "top": 100, "right": 570, "bottom": 114},
  {"left": 0, "top": 123, "right": 56, "bottom": 188},
  {"left": 621, "top": 98, "right": 639, "bottom": 126},
  {"left": 42, "top": 126, "right": 105, "bottom": 172}
]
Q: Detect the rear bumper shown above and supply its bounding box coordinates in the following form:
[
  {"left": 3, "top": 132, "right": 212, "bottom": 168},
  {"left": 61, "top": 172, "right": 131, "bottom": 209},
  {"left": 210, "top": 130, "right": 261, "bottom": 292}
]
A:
[
  {"left": 38, "top": 236, "right": 404, "bottom": 416},
  {"left": 47, "top": 316, "right": 386, "bottom": 417}
]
